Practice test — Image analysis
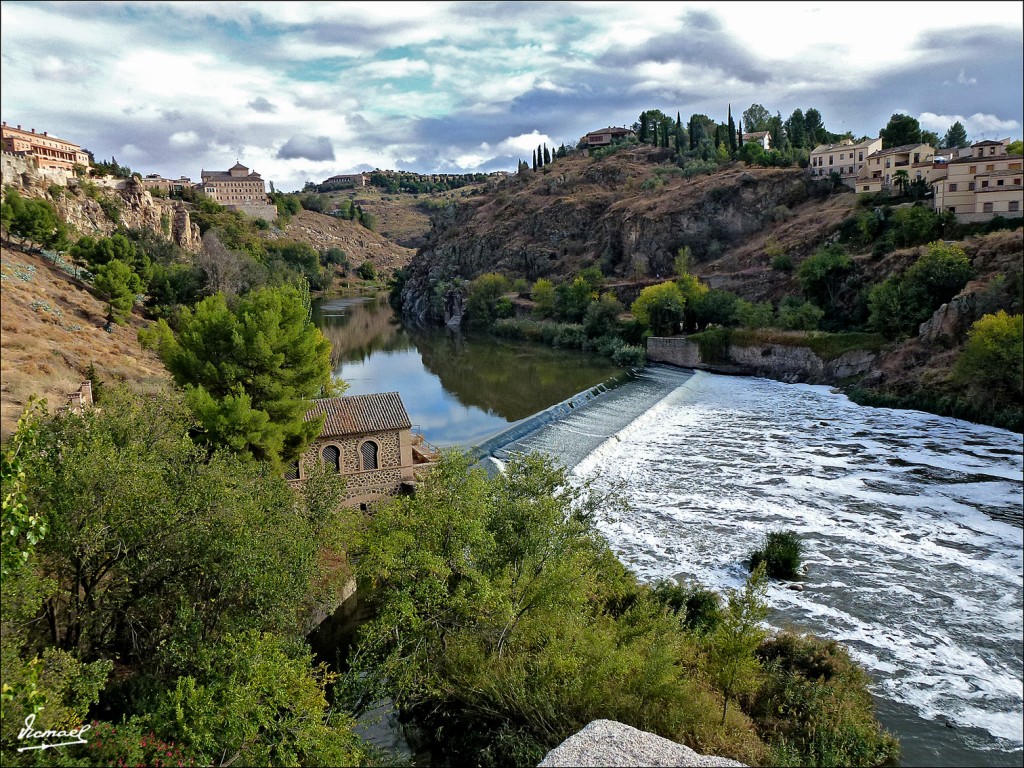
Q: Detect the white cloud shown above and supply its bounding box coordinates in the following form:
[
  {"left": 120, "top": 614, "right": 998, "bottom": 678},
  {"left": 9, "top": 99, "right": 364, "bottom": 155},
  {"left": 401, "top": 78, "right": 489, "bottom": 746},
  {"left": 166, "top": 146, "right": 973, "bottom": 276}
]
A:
[
  {"left": 169, "top": 131, "right": 201, "bottom": 148},
  {"left": 495, "top": 132, "right": 554, "bottom": 156},
  {"left": 918, "top": 112, "right": 1020, "bottom": 139}
]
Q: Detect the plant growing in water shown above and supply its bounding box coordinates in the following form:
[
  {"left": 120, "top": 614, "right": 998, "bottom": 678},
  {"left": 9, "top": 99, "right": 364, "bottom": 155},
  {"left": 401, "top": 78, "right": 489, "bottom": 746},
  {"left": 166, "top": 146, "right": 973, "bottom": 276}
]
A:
[{"left": 749, "top": 529, "right": 803, "bottom": 579}]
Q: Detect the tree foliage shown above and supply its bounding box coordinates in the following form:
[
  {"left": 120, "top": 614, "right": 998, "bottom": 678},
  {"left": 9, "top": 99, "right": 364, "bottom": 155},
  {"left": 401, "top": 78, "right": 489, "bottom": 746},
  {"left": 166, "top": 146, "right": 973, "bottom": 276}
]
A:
[
  {"left": 141, "top": 284, "right": 336, "bottom": 466},
  {"left": 0, "top": 189, "right": 68, "bottom": 252},
  {"left": 879, "top": 113, "right": 922, "bottom": 149},
  {"left": 868, "top": 241, "right": 973, "bottom": 338},
  {"left": 954, "top": 311, "right": 1023, "bottom": 403},
  {"left": 942, "top": 121, "right": 969, "bottom": 149},
  {"left": 631, "top": 281, "right": 685, "bottom": 335}
]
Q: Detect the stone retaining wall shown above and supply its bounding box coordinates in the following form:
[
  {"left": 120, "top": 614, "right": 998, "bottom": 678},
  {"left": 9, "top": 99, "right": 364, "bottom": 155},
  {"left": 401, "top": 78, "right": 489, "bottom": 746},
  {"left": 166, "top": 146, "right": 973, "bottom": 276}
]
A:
[{"left": 647, "top": 336, "right": 876, "bottom": 385}]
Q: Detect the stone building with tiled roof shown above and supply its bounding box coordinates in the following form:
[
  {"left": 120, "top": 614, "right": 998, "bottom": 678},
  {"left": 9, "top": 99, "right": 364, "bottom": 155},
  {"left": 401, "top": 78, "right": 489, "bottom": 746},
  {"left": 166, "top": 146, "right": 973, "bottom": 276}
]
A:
[
  {"left": 198, "top": 161, "right": 277, "bottom": 221},
  {"left": 286, "top": 392, "right": 438, "bottom": 509},
  {"left": 858, "top": 142, "right": 936, "bottom": 194}
]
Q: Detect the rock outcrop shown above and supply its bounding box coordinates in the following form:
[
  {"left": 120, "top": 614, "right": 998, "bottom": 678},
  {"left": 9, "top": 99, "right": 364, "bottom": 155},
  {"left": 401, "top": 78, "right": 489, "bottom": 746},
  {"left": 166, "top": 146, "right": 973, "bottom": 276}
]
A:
[
  {"left": 538, "top": 720, "right": 746, "bottom": 768},
  {"left": 1, "top": 160, "right": 201, "bottom": 252}
]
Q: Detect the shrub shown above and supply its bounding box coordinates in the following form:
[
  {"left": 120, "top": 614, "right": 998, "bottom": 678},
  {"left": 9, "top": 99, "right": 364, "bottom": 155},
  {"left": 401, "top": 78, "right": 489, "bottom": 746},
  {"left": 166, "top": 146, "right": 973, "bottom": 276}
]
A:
[
  {"left": 771, "top": 253, "right": 794, "bottom": 272},
  {"left": 650, "top": 580, "right": 722, "bottom": 634},
  {"left": 749, "top": 530, "right": 803, "bottom": 579},
  {"left": 954, "top": 311, "right": 1023, "bottom": 404},
  {"left": 695, "top": 327, "right": 733, "bottom": 364},
  {"left": 611, "top": 343, "right": 646, "bottom": 367},
  {"left": 355, "top": 260, "right": 377, "bottom": 281},
  {"left": 631, "top": 282, "right": 685, "bottom": 335}
]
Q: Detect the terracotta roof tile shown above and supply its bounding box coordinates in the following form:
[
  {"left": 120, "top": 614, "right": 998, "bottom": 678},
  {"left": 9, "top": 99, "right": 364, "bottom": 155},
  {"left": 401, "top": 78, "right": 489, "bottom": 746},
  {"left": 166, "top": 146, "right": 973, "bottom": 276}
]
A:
[{"left": 307, "top": 392, "right": 411, "bottom": 436}]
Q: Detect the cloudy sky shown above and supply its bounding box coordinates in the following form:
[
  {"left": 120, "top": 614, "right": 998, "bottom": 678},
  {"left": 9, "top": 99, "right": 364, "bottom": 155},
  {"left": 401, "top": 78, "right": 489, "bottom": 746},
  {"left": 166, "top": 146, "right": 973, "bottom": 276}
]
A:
[{"left": 2, "top": 1, "right": 1021, "bottom": 192}]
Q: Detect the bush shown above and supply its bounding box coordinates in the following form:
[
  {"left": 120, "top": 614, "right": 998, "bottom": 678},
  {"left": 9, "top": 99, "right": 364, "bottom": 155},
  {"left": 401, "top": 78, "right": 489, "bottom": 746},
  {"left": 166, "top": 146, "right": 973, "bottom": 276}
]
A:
[
  {"left": 355, "top": 260, "right": 377, "bottom": 281},
  {"left": 611, "top": 343, "right": 646, "bottom": 367},
  {"left": 749, "top": 530, "right": 803, "bottom": 579},
  {"left": 695, "top": 327, "right": 733, "bottom": 364}
]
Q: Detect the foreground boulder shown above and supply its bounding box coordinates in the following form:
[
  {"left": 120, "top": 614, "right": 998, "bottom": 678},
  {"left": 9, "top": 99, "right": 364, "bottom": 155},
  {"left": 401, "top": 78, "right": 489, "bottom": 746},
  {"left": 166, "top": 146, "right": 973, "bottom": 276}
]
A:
[{"left": 538, "top": 720, "right": 747, "bottom": 768}]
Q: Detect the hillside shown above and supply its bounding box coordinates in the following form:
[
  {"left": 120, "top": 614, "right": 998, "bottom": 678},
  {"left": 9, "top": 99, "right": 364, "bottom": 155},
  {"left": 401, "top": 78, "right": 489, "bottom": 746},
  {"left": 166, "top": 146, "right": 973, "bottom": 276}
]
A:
[
  {"left": 0, "top": 246, "right": 170, "bottom": 439},
  {"left": 400, "top": 146, "right": 857, "bottom": 319},
  {"left": 270, "top": 208, "right": 416, "bottom": 273}
]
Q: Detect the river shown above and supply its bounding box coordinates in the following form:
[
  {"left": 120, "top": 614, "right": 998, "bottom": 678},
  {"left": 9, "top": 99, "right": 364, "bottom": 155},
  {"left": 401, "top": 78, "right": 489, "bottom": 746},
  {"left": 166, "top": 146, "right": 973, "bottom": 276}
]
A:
[{"left": 311, "top": 295, "right": 1024, "bottom": 767}]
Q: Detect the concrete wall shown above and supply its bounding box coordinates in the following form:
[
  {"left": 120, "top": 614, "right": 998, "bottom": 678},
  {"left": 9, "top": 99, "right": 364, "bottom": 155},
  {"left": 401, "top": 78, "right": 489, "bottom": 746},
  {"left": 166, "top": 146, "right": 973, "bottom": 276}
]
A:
[{"left": 647, "top": 336, "right": 877, "bottom": 385}]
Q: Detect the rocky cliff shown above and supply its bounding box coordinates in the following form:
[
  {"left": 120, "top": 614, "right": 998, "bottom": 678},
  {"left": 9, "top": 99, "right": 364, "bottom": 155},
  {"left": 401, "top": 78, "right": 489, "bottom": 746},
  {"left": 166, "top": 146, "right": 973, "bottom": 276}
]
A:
[
  {"left": 401, "top": 147, "right": 854, "bottom": 323},
  {"left": 1, "top": 158, "right": 201, "bottom": 252}
]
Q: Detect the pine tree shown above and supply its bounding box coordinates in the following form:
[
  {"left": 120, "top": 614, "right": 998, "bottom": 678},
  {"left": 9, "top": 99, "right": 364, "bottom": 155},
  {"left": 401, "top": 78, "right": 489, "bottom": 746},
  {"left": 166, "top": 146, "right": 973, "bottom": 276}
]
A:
[{"left": 728, "top": 104, "right": 737, "bottom": 153}]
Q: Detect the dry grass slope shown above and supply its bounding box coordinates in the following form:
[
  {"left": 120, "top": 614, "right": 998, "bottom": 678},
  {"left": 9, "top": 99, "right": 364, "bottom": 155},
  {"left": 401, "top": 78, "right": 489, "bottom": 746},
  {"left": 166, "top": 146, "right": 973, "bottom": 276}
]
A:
[{"left": 1, "top": 246, "right": 170, "bottom": 439}]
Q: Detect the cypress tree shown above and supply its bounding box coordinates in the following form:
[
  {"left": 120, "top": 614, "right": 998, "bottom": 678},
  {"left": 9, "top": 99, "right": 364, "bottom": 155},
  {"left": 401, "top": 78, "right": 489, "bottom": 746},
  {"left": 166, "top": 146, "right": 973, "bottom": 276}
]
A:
[
  {"left": 728, "top": 104, "right": 737, "bottom": 153},
  {"left": 532, "top": 150, "right": 537, "bottom": 170},
  {"left": 689, "top": 117, "right": 696, "bottom": 150},
  {"left": 738, "top": 120, "right": 744, "bottom": 147},
  {"left": 543, "top": 144, "right": 551, "bottom": 164},
  {"left": 639, "top": 111, "right": 649, "bottom": 143}
]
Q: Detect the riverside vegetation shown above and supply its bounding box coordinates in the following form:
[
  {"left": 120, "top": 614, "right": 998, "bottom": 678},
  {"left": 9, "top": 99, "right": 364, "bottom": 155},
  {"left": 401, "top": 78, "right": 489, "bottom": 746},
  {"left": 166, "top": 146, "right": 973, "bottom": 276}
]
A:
[{"left": 1, "top": 105, "right": 1016, "bottom": 766}]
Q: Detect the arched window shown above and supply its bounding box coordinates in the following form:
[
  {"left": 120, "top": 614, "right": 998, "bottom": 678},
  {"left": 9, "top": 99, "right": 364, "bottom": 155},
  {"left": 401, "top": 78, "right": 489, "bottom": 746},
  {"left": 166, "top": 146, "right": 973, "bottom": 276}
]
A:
[
  {"left": 360, "top": 440, "right": 378, "bottom": 470},
  {"left": 321, "top": 444, "right": 340, "bottom": 472}
]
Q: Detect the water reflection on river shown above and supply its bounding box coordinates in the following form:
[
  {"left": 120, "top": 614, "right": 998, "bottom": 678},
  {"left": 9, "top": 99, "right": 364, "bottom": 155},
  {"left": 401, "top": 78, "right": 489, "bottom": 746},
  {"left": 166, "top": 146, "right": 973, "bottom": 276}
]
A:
[{"left": 312, "top": 295, "right": 621, "bottom": 447}]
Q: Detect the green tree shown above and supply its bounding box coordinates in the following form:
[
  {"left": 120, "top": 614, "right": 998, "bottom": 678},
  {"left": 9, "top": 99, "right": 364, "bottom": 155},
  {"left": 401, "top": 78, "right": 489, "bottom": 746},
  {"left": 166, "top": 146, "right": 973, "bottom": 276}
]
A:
[
  {"left": 555, "top": 276, "right": 594, "bottom": 323},
  {"left": 158, "top": 631, "right": 367, "bottom": 766},
  {"left": 1006, "top": 139, "right": 1023, "bottom": 156},
  {"left": 868, "top": 241, "right": 972, "bottom": 338},
  {"left": 797, "top": 245, "right": 854, "bottom": 313},
  {"left": 584, "top": 292, "right": 623, "bottom": 338},
  {"left": 690, "top": 289, "right": 739, "bottom": 329},
  {"left": 1, "top": 189, "right": 68, "bottom": 252},
  {"left": 707, "top": 563, "right": 769, "bottom": 726},
  {"left": 531, "top": 278, "right": 557, "bottom": 318},
  {"left": 356, "top": 260, "right": 377, "bottom": 280},
  {"left": 743, "top": 104, "right": 771, "bottom": 133},
  {"left": 734, "top": 299, "right": 775, "bottom": 329},
  {"left": 631, "top": 281, "right": 685, "bottom": 335},
  {"left": 880, "top": 113, "right": 922, "bottom": 149},
  {"left": 142, "top": 284, "right": 335, "bottom": 466},
  {"left": 94, "top": 258, "right": 143, "bottom": 325},
  {"left": 942, "top": 121, "right": 970, "bottom": 149},
  {"left": 803, "top": 108, "right": 827, "bottom": 146},
  {"left": 785, "top": 108, "right": 807, "bottom": 149},
  {"left": 727, "top": 104, "right": 737, "bottom": 153},
  {"left": 893, "top": 169, "right": 910, "bottom": 196},
  {"left": 954, "top": 311, "right": 1023, "bottom": 403},
  {"left": 466, "top": 272, "right": 512, "bottom": 329}
]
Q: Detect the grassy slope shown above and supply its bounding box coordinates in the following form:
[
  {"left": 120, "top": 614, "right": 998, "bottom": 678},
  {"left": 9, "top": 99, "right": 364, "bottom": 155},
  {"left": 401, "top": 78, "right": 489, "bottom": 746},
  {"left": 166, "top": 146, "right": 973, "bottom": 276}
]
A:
[{"left": 0, "top": 246, "right": 170, "bottom": 439}]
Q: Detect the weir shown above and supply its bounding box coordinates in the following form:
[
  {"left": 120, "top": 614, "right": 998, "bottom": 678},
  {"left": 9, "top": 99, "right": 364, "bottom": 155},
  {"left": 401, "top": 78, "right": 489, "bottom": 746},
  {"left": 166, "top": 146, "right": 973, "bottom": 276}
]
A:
[{"left": 472, "top": 364, "right": 697, "bottom": 471}]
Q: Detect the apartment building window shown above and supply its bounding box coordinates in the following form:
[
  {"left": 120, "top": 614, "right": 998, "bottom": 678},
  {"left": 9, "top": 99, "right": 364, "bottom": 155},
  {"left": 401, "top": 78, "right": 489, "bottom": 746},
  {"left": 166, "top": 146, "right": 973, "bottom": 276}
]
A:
[
  {"left": 986, "top": 165, "right": 995, "bottom": 171},
  {"left": 947, "top": 206, "right": 956, "bottom": 213},
  {"left": 858, "top": 152, "right": 864, "bottom": 161},
  {"left": 1015, "top": 178, "right": 1022, "bottom": 185},
  {"left": 989, "top": 147, "right": 996, "bottom": 155},
  {"left": 981, "top": 180, "right": 989, "bottom": 188},
  {"left": 885, "top": 160, "right": 891, "bottom": 168},
  {"left": 970, "top": 166, "right": 977, "bottom": 174},
  {"left": 983, "top": 202, "right": 994, "bottom": 213},
  {"left": 829, "top": 156, "right": 834, "bottom": 165},
  {"left": 1010, "top": 201, "right": 1020, "bottom": 212},
  {"left": 997, "top": 179, "right": 1004, "bottom": 186},
  {"left": 913, "top": 153, "right": 920, "bottom": 163},
  {"left": 969, "top": 182, "right": 976, "bottom": 191},
  {"left": 948, "top": 183, "right": 958, "bottom": 192}
]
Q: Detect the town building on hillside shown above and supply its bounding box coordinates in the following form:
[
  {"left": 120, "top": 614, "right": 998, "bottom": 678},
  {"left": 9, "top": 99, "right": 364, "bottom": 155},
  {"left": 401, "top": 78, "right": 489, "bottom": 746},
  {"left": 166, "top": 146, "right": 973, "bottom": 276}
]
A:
[
  {"left": 320, "top": 173, "right": 367, "bottom": 190},
  {"left": 583, "top": 126, "right": 635, "bottom": 148},
  {"left": 742, "top": 131, "right": 772, "bottom": 151},
  {"left": 857, "top": 143, "right": 936, "bottom": 194},
  {"left": 1, "top": 121, "right": 91, "bottom": 175},
  {"left": 931, "top": 139, "right": 1023, "bottom": 223},
  {"left": 139, "top": 173, "right": 193, "bottom": 195},
  {"left": 809, "top": 137, "right": 883, "bottom": 185},
  {"left": 286, "top": 392, "right": 439, "bottom": 509},
  {"left": 198, "top": 161, "right": 277, "bottom": 221}
]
